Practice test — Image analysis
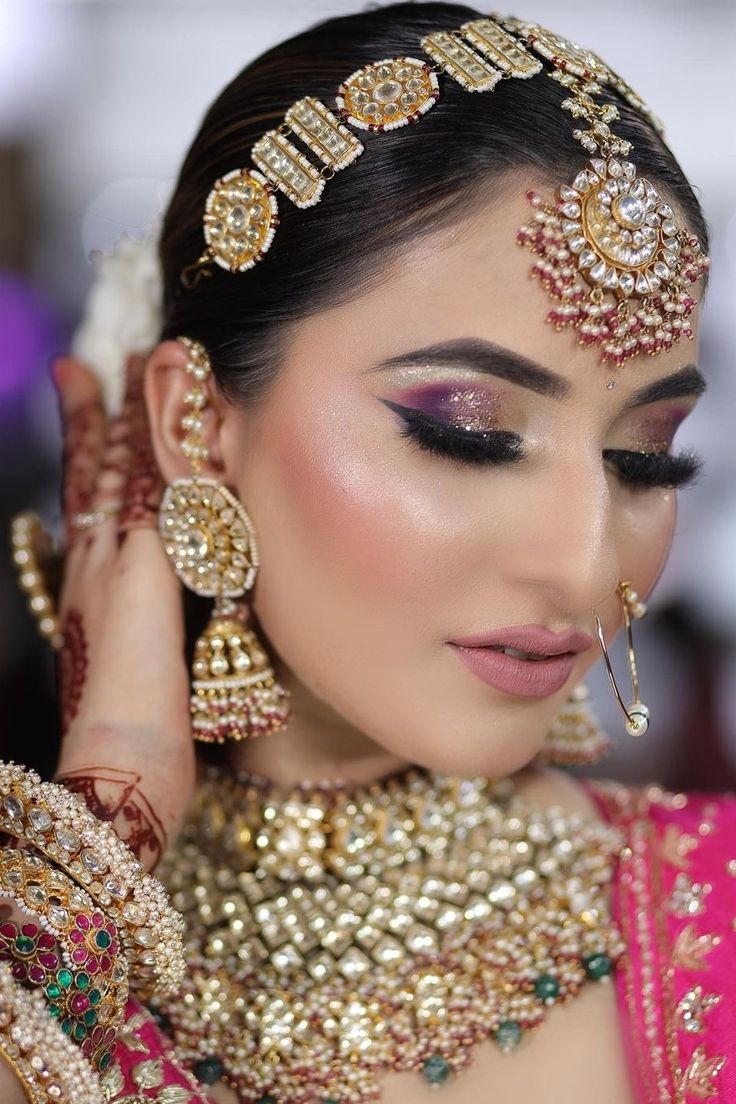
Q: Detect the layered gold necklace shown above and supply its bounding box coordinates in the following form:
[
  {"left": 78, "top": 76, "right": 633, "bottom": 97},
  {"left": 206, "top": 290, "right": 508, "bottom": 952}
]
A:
[{"left": 153, "top": 766, "right": 624, "bottom": 1103}]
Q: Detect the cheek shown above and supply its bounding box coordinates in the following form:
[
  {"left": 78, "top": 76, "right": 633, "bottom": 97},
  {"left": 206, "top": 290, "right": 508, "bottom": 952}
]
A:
[
  {"left": 245, "top": 392, "right": 464, "bottom": 638},
  {"left": 621, "top": 489, "right": 677, "bottom": 597},
  {"left": 253, "top": 386, "right": 481, "bottom": 618}
]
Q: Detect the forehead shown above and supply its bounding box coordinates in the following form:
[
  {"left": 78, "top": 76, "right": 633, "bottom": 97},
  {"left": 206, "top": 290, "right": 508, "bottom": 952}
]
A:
[{"left": 289, "top": 178, "right": 702, "bottom": 395}]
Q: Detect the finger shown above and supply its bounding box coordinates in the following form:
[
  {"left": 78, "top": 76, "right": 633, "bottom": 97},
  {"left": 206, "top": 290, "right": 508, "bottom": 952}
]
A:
[
  {"left": 80, "top": 413, "right": 129, "bottom": 561},
  {"left": 118, "top": 353, "right": 165, "bottom": 535},
  {"left": 54, "top": 357, "right": 107, "bottom": 543}
]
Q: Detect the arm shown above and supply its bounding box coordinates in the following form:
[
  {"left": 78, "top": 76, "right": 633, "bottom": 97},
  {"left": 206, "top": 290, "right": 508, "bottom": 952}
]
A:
[
  {"left": 0, "top": 352, "right": 195, "bottom": 1101},
  {"left": 50, "top": 353, "right": 196, "bottom": 866}
]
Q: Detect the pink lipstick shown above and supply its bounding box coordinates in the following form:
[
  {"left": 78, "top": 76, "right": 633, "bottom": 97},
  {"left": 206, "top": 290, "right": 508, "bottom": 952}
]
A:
[{"left": 447, "top": 624, "right": 594, "bottom": 699}]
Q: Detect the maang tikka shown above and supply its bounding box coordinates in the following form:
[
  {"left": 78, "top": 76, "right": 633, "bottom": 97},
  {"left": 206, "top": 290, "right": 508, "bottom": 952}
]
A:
[
  {"left": 180, "top": 15, "right": 709, "bottom": 368},
  {"left": 158, "top": 336, "right": 291, "bottom": 742}
]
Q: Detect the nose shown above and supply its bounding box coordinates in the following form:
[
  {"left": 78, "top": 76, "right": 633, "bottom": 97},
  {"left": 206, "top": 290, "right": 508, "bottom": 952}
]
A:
[{"left": 513, "top": 447, "right": 621, "bottom": 622}]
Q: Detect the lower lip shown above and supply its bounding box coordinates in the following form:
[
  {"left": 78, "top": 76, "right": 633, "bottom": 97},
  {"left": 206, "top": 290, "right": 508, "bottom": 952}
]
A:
[{"left": 448, "top": 644, "right": 576, "bottom": 698}]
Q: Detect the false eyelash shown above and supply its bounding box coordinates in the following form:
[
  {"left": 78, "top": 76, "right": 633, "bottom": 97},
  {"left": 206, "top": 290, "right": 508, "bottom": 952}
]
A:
[
  {"left": 602, "top": 448, "right": 704, "bottom": 490},
  {"left": 384, "top": 400, "right": 524, "bottom": 467},
  {"left": 386, "top": 400, "right": 705, "bottom": 490}
]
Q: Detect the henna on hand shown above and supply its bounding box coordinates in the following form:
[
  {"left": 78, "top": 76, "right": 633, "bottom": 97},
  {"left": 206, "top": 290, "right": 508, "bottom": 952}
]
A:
[
  {"left": 61, "top": 396, "right": 107, "bottom": 543},
  {"left": 118, "top": 354, "right": 165, "bottom": 534},
  {"left": 58, "top": 609, "right": 88, "bottom": 737},
  {"left": 55, "top": 766, "right": 167, "bottom": 869}
]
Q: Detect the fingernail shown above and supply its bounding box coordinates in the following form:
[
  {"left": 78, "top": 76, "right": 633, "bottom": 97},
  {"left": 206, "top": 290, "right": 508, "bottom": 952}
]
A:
[{"left": 51, "top": 357, "right": 76, "bottom": 395}]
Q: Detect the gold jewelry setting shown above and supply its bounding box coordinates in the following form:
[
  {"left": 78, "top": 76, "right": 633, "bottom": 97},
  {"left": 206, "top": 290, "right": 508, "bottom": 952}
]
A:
[
  {"left": 10, "top": 512, "right": 63, "bottom": 651},
  {"left": 158, "top": 336, "right": 292, "bottom": 742},
  {"left": 160, "top": 478, "right": 258, "bottom": 598},
  {"left": 203, "top": 168, "right": 278, "bottom": 274},
  {"left": 336, "top": 58, "right": 440, "bottom": 131},
  {"left": 181, "top": 11, "right": 708, "bottom": 368},
  {"left": 0, "top": 761, "right": 185, "bottom": 999},
  {"left": 508, "top": 20, "right": 709, "bottom": 364},
  {"left": 540, "top": 682, "right": 611, "bottom": 765},
  {"left": 0, "top": 962, "right": 105, "bottom": 1104},
  {"left": 152, "top": 766, "right": 625, "bottom": 1103}
]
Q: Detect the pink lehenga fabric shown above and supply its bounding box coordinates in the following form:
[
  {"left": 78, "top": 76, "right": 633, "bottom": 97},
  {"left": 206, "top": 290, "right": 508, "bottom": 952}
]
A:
[
  {"left": 585, "top": 781, "right": 736, "bottom": 1104},
  {"left": 104, "top": 783, "right": 736, "bottom": 1104}
]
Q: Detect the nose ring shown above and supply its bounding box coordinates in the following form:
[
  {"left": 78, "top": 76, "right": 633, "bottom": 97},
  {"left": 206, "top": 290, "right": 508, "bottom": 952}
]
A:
[{"left": 594, "top": 581, "right": 650, "bottom": 737}]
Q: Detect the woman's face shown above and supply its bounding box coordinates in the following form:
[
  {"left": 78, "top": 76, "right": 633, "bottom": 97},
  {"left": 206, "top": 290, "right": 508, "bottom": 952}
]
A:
[{"left": 209, "top": 180, "right": 705, "bottom": 780}]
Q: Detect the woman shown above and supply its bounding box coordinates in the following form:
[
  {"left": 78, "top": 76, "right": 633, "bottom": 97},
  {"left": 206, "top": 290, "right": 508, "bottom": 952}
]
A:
[{"left": 1, "top": 4, "right": 732, "bottom": 1103}]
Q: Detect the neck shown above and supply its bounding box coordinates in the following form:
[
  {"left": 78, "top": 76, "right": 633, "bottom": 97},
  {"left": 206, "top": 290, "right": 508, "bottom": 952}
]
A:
[
  {"left": 223, "top": 664, "right": 558, "bottom": 806},
  {"left": 226, "top": 663, "right": 410, "bottom": 788}
]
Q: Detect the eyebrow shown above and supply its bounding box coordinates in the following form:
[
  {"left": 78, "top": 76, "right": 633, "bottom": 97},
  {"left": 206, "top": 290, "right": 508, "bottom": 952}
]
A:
[
  {"left": 366, "top": 338, "right": 570, "bottom": 399},
  {"left": 625, "top": 364, "right": 707, "bottom": 407},
  {"left": 365, "top": 337, "right": 707, "bottom": 408}
]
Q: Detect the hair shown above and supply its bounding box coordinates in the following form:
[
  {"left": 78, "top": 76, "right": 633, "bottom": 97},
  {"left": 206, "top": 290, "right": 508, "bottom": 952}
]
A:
[{"left": 159, "top": 1, "right": 709, "bottom": 405}]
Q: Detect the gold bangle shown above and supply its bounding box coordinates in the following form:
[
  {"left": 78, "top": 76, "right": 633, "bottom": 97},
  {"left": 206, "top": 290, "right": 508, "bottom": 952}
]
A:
[
  {"left": 0, "top": 849, "right": 129, "bottom": 1062},
  {"left": 0, "top": 761, "right": 185, "bottom": 999},
  {"left": 9, "top": 514, "right": 63, "bottom": 652},
  {"left": 0, "top": 962, "right": 104, "bottom": 1104}
]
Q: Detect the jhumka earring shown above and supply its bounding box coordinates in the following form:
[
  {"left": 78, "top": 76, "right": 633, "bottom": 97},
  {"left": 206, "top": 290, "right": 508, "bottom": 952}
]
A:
[
  {"left": 540, "top": 682, "right": 611, "bottom": 765},
  {"left": 594, "top": 580, "right": 649, "bottom": 736},
  {"left": 158, "top": 336, "right": 291, "bottom": 742}
]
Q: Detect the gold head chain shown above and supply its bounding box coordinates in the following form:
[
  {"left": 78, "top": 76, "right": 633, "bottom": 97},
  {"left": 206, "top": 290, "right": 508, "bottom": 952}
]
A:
[{"left": 180, "top": 13, "right": 709, "bottom": 367}]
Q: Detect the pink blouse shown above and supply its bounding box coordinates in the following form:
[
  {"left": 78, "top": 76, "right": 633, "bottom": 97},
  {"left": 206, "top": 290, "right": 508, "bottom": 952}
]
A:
[{"left": 104, "top": 782, "right": 736, "bottom": 1104}]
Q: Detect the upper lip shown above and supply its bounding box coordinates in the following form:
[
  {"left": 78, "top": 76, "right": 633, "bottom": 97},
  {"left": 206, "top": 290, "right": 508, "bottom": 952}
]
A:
[{"left": 448, "top": 624, "right": 595, "bottom": 656}]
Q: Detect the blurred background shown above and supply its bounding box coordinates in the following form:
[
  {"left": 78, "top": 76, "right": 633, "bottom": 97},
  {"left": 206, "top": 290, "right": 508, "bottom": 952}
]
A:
[{"left": 1, "top": 0, "right": 734, "bottom": 787}]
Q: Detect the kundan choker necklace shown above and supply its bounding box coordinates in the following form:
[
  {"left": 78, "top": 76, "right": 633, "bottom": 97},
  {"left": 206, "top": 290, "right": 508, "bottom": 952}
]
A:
[{"left": 152, "top": 765, "right": 624, "bottom": 1103}]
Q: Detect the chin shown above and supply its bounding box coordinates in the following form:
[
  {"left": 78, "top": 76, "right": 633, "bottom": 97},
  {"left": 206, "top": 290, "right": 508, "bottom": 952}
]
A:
[{"left": 386, "top": 723, "right": 545, "bottom": 780}]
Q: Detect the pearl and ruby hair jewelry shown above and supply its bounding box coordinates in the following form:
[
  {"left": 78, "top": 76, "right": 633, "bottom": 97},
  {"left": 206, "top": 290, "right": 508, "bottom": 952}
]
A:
[{"left": 180, "top": 14, "right": 708, "bottom": 368}]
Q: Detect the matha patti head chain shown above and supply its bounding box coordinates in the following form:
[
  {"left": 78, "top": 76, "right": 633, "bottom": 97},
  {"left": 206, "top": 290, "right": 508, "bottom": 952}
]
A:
[{"left": 180, "top": 13, "right": 709, "bottom": 367}]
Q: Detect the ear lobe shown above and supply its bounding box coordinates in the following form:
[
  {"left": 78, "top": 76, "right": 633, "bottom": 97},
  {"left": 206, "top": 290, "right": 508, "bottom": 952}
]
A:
[{"left": 144, "top": 338, "right": 227, "bottom": 484}]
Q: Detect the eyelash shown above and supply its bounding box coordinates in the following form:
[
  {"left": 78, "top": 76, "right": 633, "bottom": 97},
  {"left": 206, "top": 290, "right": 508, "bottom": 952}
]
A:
[{"left": 388, "top": 403, "right": 704, "bottom": 490}]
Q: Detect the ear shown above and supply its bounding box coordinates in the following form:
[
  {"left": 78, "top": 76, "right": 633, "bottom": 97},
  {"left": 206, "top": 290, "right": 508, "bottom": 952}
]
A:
[{"left": 144, "top": 338, "right": 230, "bottom": 485}]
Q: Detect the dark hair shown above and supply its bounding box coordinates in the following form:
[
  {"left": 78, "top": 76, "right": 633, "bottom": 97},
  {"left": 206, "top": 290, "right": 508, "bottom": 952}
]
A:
[{"left": 159, "top": 1, "right": 709, "bottom": 404}]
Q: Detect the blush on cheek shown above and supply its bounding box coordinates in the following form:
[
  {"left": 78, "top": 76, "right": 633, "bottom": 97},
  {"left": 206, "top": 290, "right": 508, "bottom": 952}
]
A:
[
  {"left": 269, "top": 416, "right": 423, "bottom": 597},
  {"left": 644, "top": 491, "right": 677, "bottom": 598},
  {"left": 624, "top": 489, "right": 677, "bottom": 606}
]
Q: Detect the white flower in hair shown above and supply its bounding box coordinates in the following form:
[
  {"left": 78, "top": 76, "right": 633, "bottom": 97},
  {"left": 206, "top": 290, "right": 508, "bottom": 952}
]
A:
[{"left": 71, "top": 220, "right": 163, "bottom": 415}]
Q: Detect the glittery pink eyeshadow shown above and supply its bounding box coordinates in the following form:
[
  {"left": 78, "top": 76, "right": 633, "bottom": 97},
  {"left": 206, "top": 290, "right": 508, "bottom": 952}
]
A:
[
  {"left": 396, "top": 384, "right": 503, "bottom": 431},
  {"left": 629, "top": 407, "right": 688, "bottom": 453}
]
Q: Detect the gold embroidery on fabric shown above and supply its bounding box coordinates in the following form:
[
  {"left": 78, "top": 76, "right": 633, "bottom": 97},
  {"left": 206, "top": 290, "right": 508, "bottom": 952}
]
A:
[
  {"left": 100, "top": 1059, "right": 125, "bottom": 1098},
  {"left": 585, "top": 782, "right": 667, "bottom": 1099},
  {"left": 661, "top": 824, "right": 699, "bottom": 870},
  {"left": 679, "top": 1045, "right": 726, "bottom": 1099},
  {"left": 675, "top": 986, "right": 722, "bottom": 1034},
  {"left": 650, "top": 816, "right": 686, "bottom": 1100},
  {"left": 157, "top": 1089, "right": 198, "bottom": 1104},
  {"left": 639, "top": 817, "right": 679, "bottom": 1102},
  {"left": 667, "top": 872, "right": 713, "bottom": 917},
  {"left": 117, "top": 1028, "right": 150, "bottom": 1055},
  {"left": 132, "top": 1058, "right": 165, "bottom": 1090},
  {"left": 672, "top": 923, "right": 722, "bottom": 971}
]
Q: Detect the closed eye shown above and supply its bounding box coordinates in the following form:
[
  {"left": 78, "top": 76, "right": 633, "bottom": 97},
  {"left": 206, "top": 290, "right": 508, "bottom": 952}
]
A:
[
  {"left": 602, "top": 448, "right": 704, "bottom": 489},
  {"left": 386, "top": 400, "right": 704, "bottom": 490},
  {"left": 384, "top": 400, "right": 523, "bottom": 466}
]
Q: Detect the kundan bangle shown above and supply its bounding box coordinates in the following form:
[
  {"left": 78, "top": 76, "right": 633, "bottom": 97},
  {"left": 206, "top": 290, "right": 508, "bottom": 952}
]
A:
[
  {"left": 0, "top": 851, "right": 128, "bottom": 1073},
  {"left": 0, "top": 962, "right": 104, "bottom": 1104},
  {"left": 0, "top": 849, "right": 129, "bottom": 985},
  {"left": 0, "top": 761, "right": 184, "bottom": 998}
]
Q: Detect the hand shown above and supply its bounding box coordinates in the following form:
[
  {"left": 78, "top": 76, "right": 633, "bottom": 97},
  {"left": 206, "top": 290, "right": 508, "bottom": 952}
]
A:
[{"left": 51, "top": 353, "right": 195, "bottom": 870}]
